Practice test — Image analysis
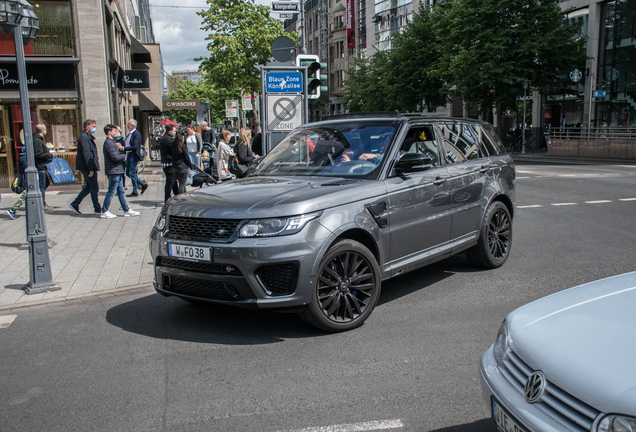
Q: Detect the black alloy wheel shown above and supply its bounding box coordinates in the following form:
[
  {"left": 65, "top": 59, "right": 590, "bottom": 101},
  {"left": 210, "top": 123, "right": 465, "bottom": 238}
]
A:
[
  {"left": 300, "top": 239, "right": 381, "bottom": 332},
  {"left": 488, "top": 208, "right": 511, "bottom": 260},
  {"left": 466, "top": 201, "right": 513, "bottom": 269}
]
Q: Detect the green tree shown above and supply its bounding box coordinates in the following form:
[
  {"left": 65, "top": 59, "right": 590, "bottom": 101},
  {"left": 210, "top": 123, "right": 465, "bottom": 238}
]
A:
[
  {"left": 342, "top": 8, "right": 446, "bottom": 112},
  {"left": 165, "top": 78, "right": 241, "bottom": 126},
  {"left": 429, "top": 0, "right": 587, "bottom": 114},
  {"left": 197, "top": 0, "right": 297, "bottom": 97}
]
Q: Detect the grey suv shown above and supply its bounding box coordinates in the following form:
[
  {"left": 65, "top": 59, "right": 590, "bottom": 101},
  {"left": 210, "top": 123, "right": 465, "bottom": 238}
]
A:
[{"left": 149, "top": 114, "right": 515, "bottom": 332}]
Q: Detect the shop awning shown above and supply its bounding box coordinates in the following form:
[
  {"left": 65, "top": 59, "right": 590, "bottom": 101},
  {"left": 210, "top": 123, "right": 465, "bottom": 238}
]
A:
[
  {"left": 131, "top": 38, "right": 152, "bottom": 63},
  {"left": 138, "top": 92, "right": 162, "bottom": 115}
]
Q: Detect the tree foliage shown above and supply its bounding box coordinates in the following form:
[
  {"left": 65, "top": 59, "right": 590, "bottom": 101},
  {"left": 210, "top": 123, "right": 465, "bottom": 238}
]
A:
[
  {"left": 197, "top": 0, "right": 297, "bottom": 95},
  {"left": 429, "top": 0, "right": 587, "bottom": 113},
  {"left": 164, "top": 78, "right": 240, "bottom": 126},
  {"left": 343, "top": 0, "right": 587, "bottom": 115},
  {"left": 342, "top": 9, "right": 446, "bottom": 112}
]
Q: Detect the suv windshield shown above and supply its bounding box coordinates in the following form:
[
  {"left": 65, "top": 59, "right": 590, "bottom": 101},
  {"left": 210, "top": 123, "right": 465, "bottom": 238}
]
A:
[{"left": 252, "top": 121, "right": 400, "bottom": 179}]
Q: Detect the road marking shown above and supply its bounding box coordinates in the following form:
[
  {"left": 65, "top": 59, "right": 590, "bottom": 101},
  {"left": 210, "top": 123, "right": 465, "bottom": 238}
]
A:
[
  {"left": 558, "top": 174, "right": 578, "bottom": 177},
  {"left": 619, "top": 198, "right": 636, "bottom": 201},
  {"left": 585, "top": 200, "right": 612, "bottom": 204},
  {"left": 275, "top": 419, "right": 404, "bottom": 432},
  {"left": 551, "top": 203, "right": 578, "bottom": 206},
  {"left": 517, "top": 205, "right": 543, "bottom": 208},
  {"left": 515, "top": 176, "right": 529, "bottom": 179},
  {"left": 0, "top": 314, "right": 17, "bottom": 329}
]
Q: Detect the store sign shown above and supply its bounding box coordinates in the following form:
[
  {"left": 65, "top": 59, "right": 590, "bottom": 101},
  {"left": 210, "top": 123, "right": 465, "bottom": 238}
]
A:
[
  {"left": 0, "top": 63, "right": 75, "bottom": 90},
  {"left": 162, "top": 99, "right": 201, "bottom": 111},
  {"left": 122, "top": 70, "right": 150, "bottom": 91},
  {"left": 347, "top": 0, "right": 355, "bottom": 48},
  {"left": 225, "top": 100, "right": 239, "bottom": 118},
  {"left": 555, "top": 69, "right": 584, "bottom": 83}
]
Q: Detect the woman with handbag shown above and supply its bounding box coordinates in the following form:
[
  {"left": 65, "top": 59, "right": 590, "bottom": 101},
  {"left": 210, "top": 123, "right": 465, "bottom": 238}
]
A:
[
  {"left": 216, "top": 129, "right": 234, "bottom": 180},
  {"left": 234, "top": 128, "right": 259, "bottom": 178},
  {"left": 172, "top": 131, "right": 196, "bottom": 195}
]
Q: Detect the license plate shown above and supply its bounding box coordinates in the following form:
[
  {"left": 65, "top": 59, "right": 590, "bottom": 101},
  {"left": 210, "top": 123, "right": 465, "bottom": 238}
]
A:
[
  {"left": 492, "top": 397, "right": 528, "bottom": 432},
  {"left": 168, "top": 244, "right": 211, "bottom": 261}
]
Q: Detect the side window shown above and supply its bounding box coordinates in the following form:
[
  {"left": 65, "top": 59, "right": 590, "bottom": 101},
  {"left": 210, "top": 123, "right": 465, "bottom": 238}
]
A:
[
  {"left": 439, "top": 123, "right": 482, "bottom": 163},
  {"left": 483, "top": 124, "right": 507, "bottom": 154},
  {"left": 478, "top": 125, "right": 500, "bottom": 156},
  {"left": 398, "top": 126, "right": 441, "bottom": 167}
]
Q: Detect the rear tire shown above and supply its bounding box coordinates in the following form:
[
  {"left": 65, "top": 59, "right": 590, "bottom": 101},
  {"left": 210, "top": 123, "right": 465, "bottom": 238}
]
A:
[
  {"left": 466, "top": 201, "right": 512, "bottom": 269},
  {"left": 299, "top": 239, "right": 381, "bottom": 332}
]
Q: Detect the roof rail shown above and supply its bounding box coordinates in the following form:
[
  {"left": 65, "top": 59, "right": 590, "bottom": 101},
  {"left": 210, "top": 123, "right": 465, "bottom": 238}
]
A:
[{"left": 321, "top": 111, "right": 405, "bottom": 120}]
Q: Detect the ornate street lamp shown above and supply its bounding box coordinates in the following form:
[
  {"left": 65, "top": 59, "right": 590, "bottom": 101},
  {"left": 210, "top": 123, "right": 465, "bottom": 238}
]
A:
[{"left": 0, "top": 0, "right": 59, "bottom": 294}]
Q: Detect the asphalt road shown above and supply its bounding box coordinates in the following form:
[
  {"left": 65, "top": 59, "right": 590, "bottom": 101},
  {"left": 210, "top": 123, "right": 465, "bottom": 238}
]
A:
[{"left": 1, "top": 158, "right": 635, "bottom": 432}]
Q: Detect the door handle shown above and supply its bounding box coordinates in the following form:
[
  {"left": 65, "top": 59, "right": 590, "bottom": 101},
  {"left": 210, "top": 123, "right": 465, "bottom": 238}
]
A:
[{"left": 433, "top": 177, "right": 447, "bottom": 185}]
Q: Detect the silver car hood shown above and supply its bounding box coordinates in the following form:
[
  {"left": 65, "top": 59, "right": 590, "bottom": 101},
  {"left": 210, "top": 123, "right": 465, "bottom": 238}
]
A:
[
  {"left": 163, "top": 176, "right": 385, "bottom": 219},
  {"left": 508, "top": 271, "right": 636, "bottom": 414}
]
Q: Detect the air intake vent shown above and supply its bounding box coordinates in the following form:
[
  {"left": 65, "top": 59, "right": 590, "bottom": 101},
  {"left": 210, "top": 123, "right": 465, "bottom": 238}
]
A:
[
  {"left": 255, "top": 263, "right": 298, "bottom": 296},
  {"left": 366, "top": 201, "right": 388, "bottom": 228}
]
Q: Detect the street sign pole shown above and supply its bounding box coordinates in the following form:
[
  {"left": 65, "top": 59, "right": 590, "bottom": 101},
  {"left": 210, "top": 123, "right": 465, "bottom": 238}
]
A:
[
  {"left": 300, "top": 0, "right": 306, "bottom": 54},
  {"left": 302, "top": 66, "right": 309, "bottom": 124}
]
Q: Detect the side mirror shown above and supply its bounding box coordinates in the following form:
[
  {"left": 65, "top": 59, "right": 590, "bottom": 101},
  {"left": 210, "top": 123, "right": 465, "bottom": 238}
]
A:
[{"left": 395, "top": 153, "right": 433, "bottom": 174}]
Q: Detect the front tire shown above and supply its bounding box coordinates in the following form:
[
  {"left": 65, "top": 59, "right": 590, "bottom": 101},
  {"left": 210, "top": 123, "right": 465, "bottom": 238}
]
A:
[
  {"left": 299, "top": 239, "right": 381, "bottom": 332},
  {"left": 466, "top": 201, "right": 512, "bottom": 268}
]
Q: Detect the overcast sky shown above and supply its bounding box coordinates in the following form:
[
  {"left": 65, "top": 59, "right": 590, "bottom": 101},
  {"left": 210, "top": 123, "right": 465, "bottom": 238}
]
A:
[{"left": 151, "top": 0, "right": 277, "bottom": 76}]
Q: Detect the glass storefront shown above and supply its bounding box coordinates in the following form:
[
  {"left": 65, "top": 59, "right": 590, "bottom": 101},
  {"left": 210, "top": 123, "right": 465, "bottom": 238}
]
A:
[{"left": 596, "top": 0, "right": 636, "bottom": 127}]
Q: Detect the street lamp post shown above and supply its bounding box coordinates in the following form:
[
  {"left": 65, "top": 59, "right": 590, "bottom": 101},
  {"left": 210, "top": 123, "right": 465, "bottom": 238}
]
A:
[
  {"left": 0, "top": 0, "right": 59, "bottom": 294},
  {"left": 522, "top": 79, "right": 530, "bottom": 155}
]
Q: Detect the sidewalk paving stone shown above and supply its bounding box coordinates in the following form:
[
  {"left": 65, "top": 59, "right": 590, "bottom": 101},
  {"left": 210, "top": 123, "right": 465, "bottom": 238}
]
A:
[{"left": 0, "top": 162, "right": 168, "bottom": 308}]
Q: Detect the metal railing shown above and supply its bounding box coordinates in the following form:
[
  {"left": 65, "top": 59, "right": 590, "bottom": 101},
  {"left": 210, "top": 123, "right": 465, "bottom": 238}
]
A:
[{"left": 550, "top": 127, "right": 636, "bottom": 141}]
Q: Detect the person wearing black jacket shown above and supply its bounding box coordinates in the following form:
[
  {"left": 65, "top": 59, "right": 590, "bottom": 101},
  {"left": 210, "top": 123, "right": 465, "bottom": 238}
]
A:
[
  {"left": 235, "top": 128, "right": 259, "bottom": 178},
  {"left": 160, "top": 125, "right": 179, "bottom": 202},
  {"left": 70, "top": 119, "right": 101, "bottom": 215},
  {"left": 33, "top": 124, "right": 53, "bottom": 210},
  {"left": 172, "top": 131, "right": 196, "bottom": 195}
]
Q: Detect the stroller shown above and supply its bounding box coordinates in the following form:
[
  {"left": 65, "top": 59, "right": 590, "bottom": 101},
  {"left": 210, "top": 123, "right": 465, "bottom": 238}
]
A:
[{"left": 191, "top": 161, "right": 218, "bottom": 188}]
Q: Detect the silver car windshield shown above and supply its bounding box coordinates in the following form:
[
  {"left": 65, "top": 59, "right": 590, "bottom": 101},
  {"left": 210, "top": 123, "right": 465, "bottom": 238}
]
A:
[{"left": 252, "top": 122, "right": 399, "bottom": 179}]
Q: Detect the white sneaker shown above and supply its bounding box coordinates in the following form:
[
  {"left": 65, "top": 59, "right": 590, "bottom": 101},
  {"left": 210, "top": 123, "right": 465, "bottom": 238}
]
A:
[
  {"left": 124, "top": 209, "right": 140, "bottom": 217},
  {"left": 100, "top": 210, "right": 117, "bottom": 219}
]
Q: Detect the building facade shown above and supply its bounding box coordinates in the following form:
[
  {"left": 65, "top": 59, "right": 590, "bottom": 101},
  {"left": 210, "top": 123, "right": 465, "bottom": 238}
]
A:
[
  {"left": 167, "top": 69, "right": 203, "bottom": 94},
  {"left": 0, "top": 0, "right": 163, "bottom": 188}
]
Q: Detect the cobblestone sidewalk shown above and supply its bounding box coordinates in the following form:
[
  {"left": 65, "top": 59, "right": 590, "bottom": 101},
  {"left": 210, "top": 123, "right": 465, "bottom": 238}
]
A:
[{"left": 0, "top": 163, "right": 167, "bottom": 310}]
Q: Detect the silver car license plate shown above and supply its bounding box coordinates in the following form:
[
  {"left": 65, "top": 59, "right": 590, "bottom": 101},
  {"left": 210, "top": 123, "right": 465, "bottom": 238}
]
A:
[
  {"left": 168, "top": 244, "right": 211, "bottom": 261},
  {"left": 492, "top": 397, "right": 528, "bottom": 432}
]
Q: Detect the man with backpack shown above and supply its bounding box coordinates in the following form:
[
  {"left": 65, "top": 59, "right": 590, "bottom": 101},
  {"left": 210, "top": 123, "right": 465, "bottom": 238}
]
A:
[{"left": 6, "top": 147, "right": 27, "bottom": 219}]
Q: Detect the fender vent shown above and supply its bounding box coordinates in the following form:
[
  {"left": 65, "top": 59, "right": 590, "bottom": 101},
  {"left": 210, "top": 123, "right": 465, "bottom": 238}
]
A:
[{"left": 366, "top": 202, "right": 388, "bottom": 228}]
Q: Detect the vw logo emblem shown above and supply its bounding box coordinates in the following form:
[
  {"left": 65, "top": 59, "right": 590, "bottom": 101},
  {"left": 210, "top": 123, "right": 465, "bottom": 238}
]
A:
[{"left": 524, "top": 371, "right": 546, "bottom": 403}]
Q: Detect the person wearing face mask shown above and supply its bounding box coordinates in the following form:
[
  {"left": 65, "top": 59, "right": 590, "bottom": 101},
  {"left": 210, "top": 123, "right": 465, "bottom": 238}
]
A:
[
  {"left": 70, "top": 119, "right": 102, "bottom": 215},
  {"left": 159, "top": 124, "right": 178, "bottom": 202}
]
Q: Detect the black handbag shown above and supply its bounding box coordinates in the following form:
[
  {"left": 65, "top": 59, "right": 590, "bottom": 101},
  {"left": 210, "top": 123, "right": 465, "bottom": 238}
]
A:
[{"left": 228, "top": 154, "right": 249, "bottom": 178}]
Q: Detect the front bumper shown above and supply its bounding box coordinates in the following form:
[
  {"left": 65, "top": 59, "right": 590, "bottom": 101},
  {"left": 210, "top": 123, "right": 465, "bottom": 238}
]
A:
[
  {"left": 149, "top": 220, "right": 333, "bottom": 309},
  {"left": 479, "top": 345, "right": 599, "bottom": 432}
]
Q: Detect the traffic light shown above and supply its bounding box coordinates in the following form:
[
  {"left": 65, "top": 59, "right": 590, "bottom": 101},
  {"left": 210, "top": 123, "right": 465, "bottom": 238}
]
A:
[{"left": 296, "top": 54, "right": 328, "bottom": 99}]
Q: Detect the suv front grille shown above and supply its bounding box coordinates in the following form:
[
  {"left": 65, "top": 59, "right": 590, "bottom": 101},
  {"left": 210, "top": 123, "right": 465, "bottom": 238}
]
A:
[
  {"left": 255, "top": 263, "right": 298, "bottom": 296},
  {"left": 156, "top": 257, "right": 242, "bottom": 276},
  {"left": 499, "top": 350, "right": 600, "bottom": 431},
  {"left": 165, "top": 216, "right": 241, "bottom": 242},
  {"left": 163, "top": 275, "right": 242, "bottom": 300}
]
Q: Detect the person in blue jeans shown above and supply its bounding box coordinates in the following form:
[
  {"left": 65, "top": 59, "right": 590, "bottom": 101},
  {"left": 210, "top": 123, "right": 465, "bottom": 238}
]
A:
[
  {"left": 100, "top": 124, "right": 139, "bottom": 219},
  {"left": 70, "top": 119, "right": 101, "bottom": 215},
  {"left": 124, "top": 119, "right": 148, "bottom": 197}
]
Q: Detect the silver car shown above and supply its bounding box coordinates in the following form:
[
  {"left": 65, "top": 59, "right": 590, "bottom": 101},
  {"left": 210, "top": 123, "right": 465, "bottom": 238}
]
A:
[
  {"left": 149, "top": 114, "right": 515, "bottom": 332},
  {"left": 480, "top": 271, "right": 636, "bottom": 432}
]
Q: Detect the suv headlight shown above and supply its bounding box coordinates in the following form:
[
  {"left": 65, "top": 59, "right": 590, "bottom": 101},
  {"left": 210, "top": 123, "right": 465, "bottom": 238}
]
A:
[
  {"left": 597, "top": 415, "right": 636, "bottom": 432},
  {"left": 493, "top": 320, "right": 509, "bottom": 366},
  {"left": 154, "top": 213, "right": 166, "bottom": 231},
  {"left": 239, "top": 212, "right": 322, "bottom": 238}
]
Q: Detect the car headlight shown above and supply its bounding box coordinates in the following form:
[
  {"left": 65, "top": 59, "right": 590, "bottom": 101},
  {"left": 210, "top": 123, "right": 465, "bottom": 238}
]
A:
[
  {"left": 493, "top": 320, "right": 509, "bottom": 366},
  {"left": 598, "top": 415, "right": 636, "bottom": 432},
  {"left": 239, "top": 212, "right": 322, "bottom": 238},
  {"left": 154, "top": 213, "right": 166, "bottom": 231}
]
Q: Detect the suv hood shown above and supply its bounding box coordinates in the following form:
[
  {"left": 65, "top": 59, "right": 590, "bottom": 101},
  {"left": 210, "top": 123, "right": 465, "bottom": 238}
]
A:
[
  {"left": 508, "top": 271, "right": 636, "bottom": 415},
  {"left": 162, "top": 176, "right": 386, "bottom": 219}
]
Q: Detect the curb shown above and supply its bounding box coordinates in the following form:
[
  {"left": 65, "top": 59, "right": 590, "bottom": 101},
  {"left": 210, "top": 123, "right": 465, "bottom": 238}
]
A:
[
  {"left": 512, "top": 153, "right": 636, "bottom": 165},
  {"left": 0, "top": 283, "right": 154, "bottom": 313}
]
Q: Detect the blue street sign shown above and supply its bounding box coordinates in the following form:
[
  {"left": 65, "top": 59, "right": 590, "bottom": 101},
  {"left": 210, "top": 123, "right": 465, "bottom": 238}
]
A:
[
  {"left": 266, "top": 72, "right": 303, "bottom": 93},
  {"left": 593, "top": 90, "right": 607, "bottom": 98}
]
